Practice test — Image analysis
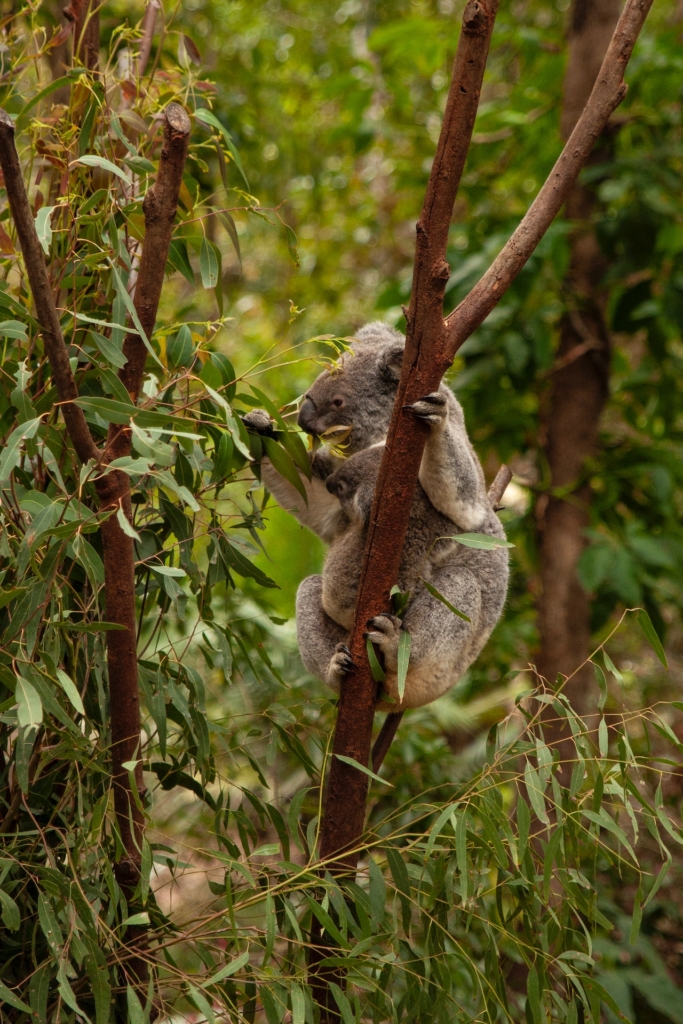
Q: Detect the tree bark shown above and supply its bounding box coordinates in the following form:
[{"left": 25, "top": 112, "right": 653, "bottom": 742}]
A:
[
  {"left": 0, "top": 105, "right": 189, "bottom": 905},
  {"left": 535, "top": 0, "right": 621, "bottom": 716}
]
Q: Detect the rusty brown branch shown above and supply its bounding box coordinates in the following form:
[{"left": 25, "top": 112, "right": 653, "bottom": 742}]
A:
[
  {"left": 118, "top": 103, "right": 191, "bottom": 403},
  {"left": 101, "top": 103, "right": 190, "bottom": 892},
  {"left": 443, "top": 0, "right": 654, "bottom": 358},
  {"left": 317, "top": 0, "right": 500, "bottom": 873},
  {"left": 0, "top": 110, "right": 99, "bottom": 467},
  {"left": 488, "top": 463, "right": 512, "bottom": 508}
]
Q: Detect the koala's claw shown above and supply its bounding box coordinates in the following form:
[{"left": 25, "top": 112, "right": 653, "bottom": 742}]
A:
[
  {"left": 330, "top": 642, "right": 356, "bottom": 675},
  {"left": 406, "top": 392, "right": 448, "bottom": 427},
  {"left": 242, "top": 409, "right": 275, "bottom": 437},
  {"left": 365, "top": 613, "right": 401, "bottom": 648}
]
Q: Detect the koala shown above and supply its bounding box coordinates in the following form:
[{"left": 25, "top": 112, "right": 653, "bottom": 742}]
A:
[
  {"left": 243, "top": 322, "right": 492, "bottom": 539},
  {"left": 294, "top": 445, "right": 509, "bottom": 710}
]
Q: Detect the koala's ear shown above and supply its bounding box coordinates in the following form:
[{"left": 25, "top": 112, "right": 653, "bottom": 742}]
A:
[{"left": 379, "top": 343, "right": 404, "bottom": 382}]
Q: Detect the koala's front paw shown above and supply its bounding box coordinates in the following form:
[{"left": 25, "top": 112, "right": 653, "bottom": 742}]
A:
[
  {"left": 327, "top": 642, "right": 356, "bottom": 686},
  {"left": 242, "top": 409, "right": 275, "bottom": 437},
  {"left": 406, "top": 392, "right": 447, "bottom": 428},
  {"left": 364, "top": 613, "right": 402, "bottom": 670}
]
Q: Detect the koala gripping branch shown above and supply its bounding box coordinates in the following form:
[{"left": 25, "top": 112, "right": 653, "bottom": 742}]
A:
[{"left": 316, "top": 0, "right": 655, "bottom": 874}]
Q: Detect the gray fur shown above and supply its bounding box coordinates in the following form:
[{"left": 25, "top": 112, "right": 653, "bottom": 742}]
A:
[
  {"left": 244, "top": 321, "right": 509, "bottom": 710},
  {"left": 244, "top": 322, "right": 491, "bottom": 535},
  {"left": 295, "top": 445, "right": 509, "bottom": 710}
]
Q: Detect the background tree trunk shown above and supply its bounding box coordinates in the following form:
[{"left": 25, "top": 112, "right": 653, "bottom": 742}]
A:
[{"left": 535, "top": 0, "right": 621, "bottom": 715}]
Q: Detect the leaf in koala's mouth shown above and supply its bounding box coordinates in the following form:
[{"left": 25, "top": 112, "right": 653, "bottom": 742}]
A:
[{"left": 319, "top": 424, "right": 352, "bottom": 446}]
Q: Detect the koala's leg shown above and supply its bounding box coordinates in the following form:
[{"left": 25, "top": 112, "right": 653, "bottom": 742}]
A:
[
  {"left": 408, "top": 388, "right": 490, "bottom": 532},
  {"left": 369, "top": 568, "right": 484, "bottom": 710},
  {"left": 296, "top": 575, "right": 351, "bottom": 691}
]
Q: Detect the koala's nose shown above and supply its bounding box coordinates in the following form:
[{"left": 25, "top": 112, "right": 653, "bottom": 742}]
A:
[{"left": 298, "top": 396, "right": 318, "bottom": 434}]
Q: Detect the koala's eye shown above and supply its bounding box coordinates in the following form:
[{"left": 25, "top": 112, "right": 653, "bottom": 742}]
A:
[{"left": 332, "top": 396, "right": 345, "bottom": 409}]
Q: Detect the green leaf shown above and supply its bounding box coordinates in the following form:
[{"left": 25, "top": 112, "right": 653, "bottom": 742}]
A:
[
  {"left": 108, "top": 261, "right": 163, "bottom": 368},
  {"left": 117, "top": 505, "right": 141, "bottom": 541},
  {"left": 524, "top": 759, "right": 549, "bottom": 826},
  {"left": 421, "top": 578, "right": 472, "bottom": 621},
  {"left": 593, "top": 661, "right": 608, "bottom": 711},
  {"left": 202, "top": 950, "right": 250, "bottom": 986},
  {"left": 55, "top": 668, "right": 85, "bottom": 715},
  {"left": 263, "top": 436, "right": 307, "bottom": 502},
  {"left": 0, "top": 888, "right": 20, "bottom": 930},
  {"left": 85, "top": 954, "right": 111, "bottom": 1024},
  {"left": 0, "top": 416, "right": 42, "bottom": 481},
  {"left": 188, "top": 985, "right": 216, "bottom": 1024},
  {"left": 603, "top": 649, "right": 624, "bottom": 683},
  {"left": 54, "top": 620, "right": 126, "bottom": 632},
  {"left": 366, "top": 638, "right": 386, "bottom": 682},
  {"left": 195, "top": 108, "right": 249, "bottom": 187},
  {"left": 0, "top": 319, "right": 28, "bottom": 340},
  {"left": 200, "top": 236, "right": 219, "bottom": 288},
  {"left": 0, "top": 980, "right": 32, "bottom": 1014},
  {"left": 121, "top": 911, "right": 150, "bottom": 927},
  {"left": 0, "top": 586, "right": 26, "bottom": 610},
  {"left": 34, "top": 205, "right": 55, "bottom": 255},
  {"left": 334, "top": 754, "right": 393, "bottom": 786},
  {"left": 637, "top": 610, "right": 667, "bottom": 668},
  {"left": 450, "top": 532, "right": 514, "bottom": 549},
  {"left": 397, "top": 628, "right": 411, "bottom": 701},
  {"left": 284, "top": 222, "right": 300, "bottom": 266},
  {"left": 368, "top": 856, "right": 386, "bottom": 930},
  {"left": 291, "top": 983, "right": 306, "bottom": 1024},
  {"left": 72, "top": 154, "right": 132, "bottom": 185},
  {"left": 89, "top": 330, "right": 128, "bottom": 369},
  {"left": 329, "top": 982, "right": 355, "bottom": 1024},
  {"left": 16, "top": 675, "right": 42, "bottom": 729},
  {"left": 126, "top": 984, "right": 147, "bottom": 1024}
]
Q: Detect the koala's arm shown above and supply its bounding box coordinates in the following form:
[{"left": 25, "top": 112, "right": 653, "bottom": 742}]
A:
[
  {"left": 244, "top": 410, "right": 348, "bottom": 542},
  {"left": 410, "top": 387, "right": 490, "bottom": 532}
]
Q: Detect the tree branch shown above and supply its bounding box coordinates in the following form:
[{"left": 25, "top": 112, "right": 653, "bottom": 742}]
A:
[
  {"left": 317, "top": 0, "right": 654, "bottom": 871},
  {"left": 317, "top": 0, "right": 500, "bottom": 870},
  {"left": 63, "top": 0, "right": 100, "bottom": 71},
  {"left": 136, "top": 0, "right": 162, "bottom": 80},
  {"left": 0, "top": 110, "right": 99, "bottom": 467},
  {"left": 118, "top": 102, "right": 191, "bottom": 403},
  {"left": 443, "top": 0, "right": 654, "bottom": 358}
]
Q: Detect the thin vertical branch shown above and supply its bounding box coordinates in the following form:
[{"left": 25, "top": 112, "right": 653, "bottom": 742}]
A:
[
  {"left": 136, "top": 0, "right": 162, "bottom": 79},
  {"left": 63, "top": 0, "right": 100, "bottom": 70}
]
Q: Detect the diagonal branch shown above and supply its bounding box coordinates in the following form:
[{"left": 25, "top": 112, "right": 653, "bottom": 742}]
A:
[
  {"left": 443, "top": 0, "right": 654, "bottom": 358},
  {"left": 0, "top": 110, "right": 99, "bottom": 467}
]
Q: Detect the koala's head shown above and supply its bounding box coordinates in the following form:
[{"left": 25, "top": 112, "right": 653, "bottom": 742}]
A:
[
  {"left": 325, "top": 446, "right": 383, "bottom": 523},
  {"left": 297, "top": 322, "right": 405, "bottom": 453}
]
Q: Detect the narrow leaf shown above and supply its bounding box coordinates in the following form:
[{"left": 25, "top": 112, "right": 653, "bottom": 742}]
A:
[
  {"left": 397, "top": 628, "right": 411, "bottom": 701},
  {"left": 334, "top": 754, "right": 393, "bottom": 787},
  {"left": 421, "top": 577, "right": 472, "bottom": 621},
  {"left": 637, "top": 610, "right": 667, "bottom": 668}
]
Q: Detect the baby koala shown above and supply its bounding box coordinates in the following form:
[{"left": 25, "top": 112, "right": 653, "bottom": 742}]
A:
[{"left": 296, "top": 445, "right": 509, "bottom": 711}]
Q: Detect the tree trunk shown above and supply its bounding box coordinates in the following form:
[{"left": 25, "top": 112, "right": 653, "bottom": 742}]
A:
[{"left": 535, "top": 0, "right": 621, "bottom": 716}]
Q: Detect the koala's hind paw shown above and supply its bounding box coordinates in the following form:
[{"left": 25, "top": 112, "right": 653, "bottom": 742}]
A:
[
  {"left": 242, "top": 409, "right": 275, "bottom": 437},
  {"left": 364, "top": 613, "right": 401, "bottom": 668},
  {"left": 406, "top": 392, "right": 447, "bottom": 427},
  {"left": 327, "top": 643, "right": 356, "bottom": 685}
]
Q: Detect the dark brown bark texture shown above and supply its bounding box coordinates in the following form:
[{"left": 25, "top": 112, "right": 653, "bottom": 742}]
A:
[
  {"left": 0, "top": 103, "right": 189, "bottom": 893},
  {"left": 317, "top": 0, "right": 653, "bottom": 873},
  {"left": 535, "top": 0, "right": 621, "bottom": 716}
]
